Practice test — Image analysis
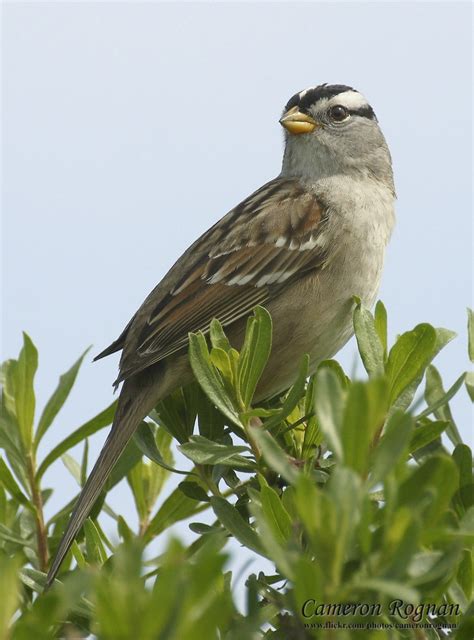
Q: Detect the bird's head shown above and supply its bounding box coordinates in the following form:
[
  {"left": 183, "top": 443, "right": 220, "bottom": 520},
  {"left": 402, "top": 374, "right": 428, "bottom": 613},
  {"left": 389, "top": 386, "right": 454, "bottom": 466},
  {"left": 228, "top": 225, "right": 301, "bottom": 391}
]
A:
[{"left": 280, "top": 83, "right": 393, "bottom": 189}]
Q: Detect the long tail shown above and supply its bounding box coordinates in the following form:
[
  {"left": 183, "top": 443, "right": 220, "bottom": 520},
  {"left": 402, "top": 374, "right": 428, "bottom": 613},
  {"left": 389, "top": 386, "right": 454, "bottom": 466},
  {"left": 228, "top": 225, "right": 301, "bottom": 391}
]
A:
[{"left": 46, "top": 376, "right": 159, "bottom": 587}]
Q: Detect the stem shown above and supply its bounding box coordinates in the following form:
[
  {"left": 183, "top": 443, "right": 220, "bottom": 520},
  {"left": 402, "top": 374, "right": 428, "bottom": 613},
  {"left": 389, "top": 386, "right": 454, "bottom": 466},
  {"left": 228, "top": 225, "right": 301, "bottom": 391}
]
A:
[
  {"left": 244, "top": 416, "right": 262, "bottom": 460},
  {"left": 139, "top": 516, "right": 150, "bottom": 537},
  {"left": 278, "top": 413, "right": 314, "bottom": 436},
  {"left": 197, "top": 465, "right": 221, "bottom": 497},
  {"left": 370, "top": 421, "right": 385, "bottom": 450},
  {"left": 27, "top": 454, "right": 49, "bottom": 572}
]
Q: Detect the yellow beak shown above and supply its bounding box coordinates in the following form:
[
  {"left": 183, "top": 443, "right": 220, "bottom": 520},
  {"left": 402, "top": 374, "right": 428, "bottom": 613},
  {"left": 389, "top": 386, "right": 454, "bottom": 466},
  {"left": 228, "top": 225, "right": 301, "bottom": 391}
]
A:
[{"left": 279, "top": 106, "right": 318, "bottom": 134}]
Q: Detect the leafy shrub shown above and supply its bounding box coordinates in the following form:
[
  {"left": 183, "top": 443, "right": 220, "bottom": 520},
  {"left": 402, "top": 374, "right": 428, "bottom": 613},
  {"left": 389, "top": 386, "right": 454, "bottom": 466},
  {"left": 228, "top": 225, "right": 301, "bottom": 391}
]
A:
[{"left": 0, "top": 302, "right": 473, "bottom": 639}]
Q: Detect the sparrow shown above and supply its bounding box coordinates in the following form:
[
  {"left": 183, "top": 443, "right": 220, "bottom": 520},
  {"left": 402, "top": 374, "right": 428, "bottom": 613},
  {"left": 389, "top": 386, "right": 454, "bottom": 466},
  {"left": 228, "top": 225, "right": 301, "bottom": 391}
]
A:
[{"left": 46, "top": 83, "right": 395, "bottom": 585}]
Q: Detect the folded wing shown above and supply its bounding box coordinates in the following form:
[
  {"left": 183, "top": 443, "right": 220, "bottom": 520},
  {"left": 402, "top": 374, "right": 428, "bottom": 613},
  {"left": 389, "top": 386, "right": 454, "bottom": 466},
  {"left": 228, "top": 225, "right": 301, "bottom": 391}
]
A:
[{"left": 103, "top": 177, "right": 330, "bottom": 383}]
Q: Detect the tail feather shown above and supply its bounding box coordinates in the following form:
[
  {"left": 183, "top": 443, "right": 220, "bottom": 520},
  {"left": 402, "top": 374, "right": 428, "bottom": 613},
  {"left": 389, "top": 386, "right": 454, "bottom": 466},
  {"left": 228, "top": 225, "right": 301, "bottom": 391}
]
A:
[{"left": 46, "top": 379, "right": 158, "bottom": 587}]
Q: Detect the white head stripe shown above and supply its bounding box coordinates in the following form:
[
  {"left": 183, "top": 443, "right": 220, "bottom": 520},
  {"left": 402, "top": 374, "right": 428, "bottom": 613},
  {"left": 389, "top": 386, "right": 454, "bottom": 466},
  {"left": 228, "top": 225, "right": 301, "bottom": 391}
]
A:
[{"left": 330, "top": 90, "right": 369, "bottom": 110}]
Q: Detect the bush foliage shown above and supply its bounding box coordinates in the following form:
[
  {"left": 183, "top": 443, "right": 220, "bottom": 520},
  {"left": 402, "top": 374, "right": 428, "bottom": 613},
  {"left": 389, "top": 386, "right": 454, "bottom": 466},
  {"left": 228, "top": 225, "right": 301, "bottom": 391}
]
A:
[{"left": 0, "top": 301, "right": 473, "bottom": 639}]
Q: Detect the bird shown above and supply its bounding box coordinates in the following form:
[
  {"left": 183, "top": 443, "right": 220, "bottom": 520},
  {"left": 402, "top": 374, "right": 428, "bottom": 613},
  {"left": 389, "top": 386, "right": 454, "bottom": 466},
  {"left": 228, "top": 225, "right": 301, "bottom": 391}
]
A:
[{"left": 46, "top": 83, "right": 395, "bottom": 585}]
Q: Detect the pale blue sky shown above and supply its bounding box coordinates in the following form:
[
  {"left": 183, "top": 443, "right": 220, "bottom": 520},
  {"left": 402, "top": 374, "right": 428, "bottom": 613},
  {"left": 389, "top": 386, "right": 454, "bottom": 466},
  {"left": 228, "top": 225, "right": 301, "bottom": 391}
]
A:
[{"left": 2, "top": 1, "right": 472, "bottom": 582}]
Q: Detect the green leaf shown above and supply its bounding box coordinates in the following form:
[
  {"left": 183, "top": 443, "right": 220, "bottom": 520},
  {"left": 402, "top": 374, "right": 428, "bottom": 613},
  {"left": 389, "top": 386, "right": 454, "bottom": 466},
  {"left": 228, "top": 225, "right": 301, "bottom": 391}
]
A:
[
  {"left": 134, "top": 421, "right": 188, "bottom": 474},
  {"left": 386, "top": 323, "right": 437, "bottom": 404},
  {"left": 302, "top": 374, "right": 320, "bottom": 455},
  {"left": 178, "top": 481, "right": 209, "bottom": 502},
  {"left": 0, "top": 458, "right": 33, "bottom": 510},
  {"left": 327, "top": 468, "right": 363, "bottom": 575},
  {"left": 0, "top": 360, "right": 17, "bottom": 416},
  {"left": 61, "top": 452, "right": 81, "bottom": 484},
  {"left": 434, "top": 327, "right": 457, "bottom": 354},
  {"left": 353, "top": 303, "right": 385, "bottom": 377},
  {"left": 84, "top": 518, "right": 107, "bottom": 565},
  {"left": 195, "top": 386, "right": 226, "bottom": 441},
  {"left": 398, "top": 455, "right": 459, "bottom": 526},
  {"left": 210, "top": 496, "right": 265, "bottom": 556},
  {"left": 249, "top": 426, "right": 299, "bottom": 484},
  {"left": 17, "top": 567, "right": 48, "bottom": 593},
  {"left": 238, "top": 306, "right": 272, "bottom": 409},
  {"left": 388, "top": 325, "right": 456, "bottom": 414},
  {"left": 315, "top": 359, "right": 350, "bottom": 389},
  {"left": 81, "top": 439, "right": 89, "bottom": 486},
  {"left": 0, "top": 486, "right": 6, "bottom": 522},
  {"left": 259, "top": 482, "right": 292, "bottom": 546},
  {"left": 293, "top": 474, "right": 341, "bottom": 582},
  {"left": 127, "top": 463, "right": 148, "bottom": 521},
  {"left": 188, "top": 522, "right": 218, "bottom": 534},
  {"left": 209, "top": 347, "right": 233, "bottom": 384},
  {"left": 117, "top": 515, "right": 134, "bottom": 542},
  {"left": 456, "top": 607, "right": 474, "bottom": 640},
  {"left": 313, "top": 367, "right": 344, "bottom": 460},
  {"left": 374, "top": 300, "right": 388, "bottom": 358},
  {"left": 341, "top": 378, "right": 388, "bottom": 476},
  {"left": 35, "top": 348, "right": 90, "bottom": 447},
  {"left": 144, "top": 481, "right": 206, "bottom": 541},
  {"left": 12, "top": 333, "right": 38, "bottom": 450},
  {"left": 248, "top": 487, "right": 294, "bottom": 579},
  {"left": 468, "top": 308, "right": 474, "bottom": 363},
  {"left": 0, "top": 555, "right": 21, "bottom": 639},
  {"left": 418, "top": 370, "right": 466, "bottom": 420},
  {"left": 154, "top": 385, "right": 197, "bottom": 445},
  {"left": 424, "top": 365, "right": 463, "bottom": 446},
  {"left": 453, "top": 444, "right": 473, "bottom": 514},
  {"left": 141, "top": 439, "right": 172, "bottom": 511},
  {"left": 453, "top": 444, "right": 473, "bottom": 490},
  {"left": 0, "top": 523, "right": 35, "bottom": 549},
  {"left": 355, "top": 578, "right": 418, "bottom": 603},
  {"left": 264, "top": 354, "right": 309, "bottom": 432},
  {"left": 293, "top": 557, "right": 325, "bottom": 620},
  {"left": 389, "top": 380, "right": 420, "bottom": 415},
  {"left": 409, "top": 420, "right": 448, "bottom": 453},
  {"left": 387, "top": 325, "right": 455, "bottom": 416},
  {"left": 465, "top": 371, "right": 474, "bottom": 402},
  {"left": 0, "top": 402, "right": 28, "bottom": 486},
  {"left": 457, "top": 549, "right": 473, "bottom": 600},
  {"left": 411, "top": 545, "right": 463, "bottom": 590},
  {"left": 71, "top": 539, "right": 87, "bottom": 569},
  {"left": 179, "top": 436, "right": 254, "bottom": 470},
  {"left": 209, "top": 317, "right": 232, "bottom": 352},
  {"left": 369, "top": 411, "right": 413, "bottom": 488},
  {"left": 36, "top": 400, "right": 116, "bottom": 480},
  {"left": 188, "top": 332, "right": 242, "bottom": 427}
]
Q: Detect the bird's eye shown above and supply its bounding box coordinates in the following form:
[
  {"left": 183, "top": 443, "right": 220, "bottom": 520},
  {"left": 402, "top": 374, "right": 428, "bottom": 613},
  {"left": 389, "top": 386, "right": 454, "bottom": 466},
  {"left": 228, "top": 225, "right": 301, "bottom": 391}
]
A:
[{"left": 329, "top": 105, "right": 349, "bottom": 122}]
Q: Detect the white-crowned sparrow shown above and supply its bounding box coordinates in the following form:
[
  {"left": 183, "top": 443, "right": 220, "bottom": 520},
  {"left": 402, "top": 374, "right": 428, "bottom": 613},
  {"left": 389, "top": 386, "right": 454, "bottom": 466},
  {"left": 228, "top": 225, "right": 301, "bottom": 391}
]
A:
[{"left": 47, "top": 83, "right": 395, "bottom": 584}]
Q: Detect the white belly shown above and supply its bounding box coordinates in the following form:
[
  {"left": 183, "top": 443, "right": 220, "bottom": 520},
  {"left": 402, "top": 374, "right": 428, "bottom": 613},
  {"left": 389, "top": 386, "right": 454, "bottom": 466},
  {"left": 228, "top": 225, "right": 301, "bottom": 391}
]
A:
[{"left": 255, "top": 177, "right": 395, "bottom": 399}]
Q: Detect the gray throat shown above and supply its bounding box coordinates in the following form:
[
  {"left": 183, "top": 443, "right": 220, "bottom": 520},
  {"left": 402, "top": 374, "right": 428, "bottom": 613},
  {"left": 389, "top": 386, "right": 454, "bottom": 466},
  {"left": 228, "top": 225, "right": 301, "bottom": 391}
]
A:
[{"left": 280, "top": 134, "right": 395, "bottom": 196}]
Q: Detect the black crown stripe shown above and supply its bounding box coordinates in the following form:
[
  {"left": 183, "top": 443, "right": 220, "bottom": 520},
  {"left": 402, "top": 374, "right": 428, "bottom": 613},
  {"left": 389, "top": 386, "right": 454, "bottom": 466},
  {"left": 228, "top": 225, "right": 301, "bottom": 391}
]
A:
[{"left": 284, "top": 84, "right": 376, "bottom": 121}]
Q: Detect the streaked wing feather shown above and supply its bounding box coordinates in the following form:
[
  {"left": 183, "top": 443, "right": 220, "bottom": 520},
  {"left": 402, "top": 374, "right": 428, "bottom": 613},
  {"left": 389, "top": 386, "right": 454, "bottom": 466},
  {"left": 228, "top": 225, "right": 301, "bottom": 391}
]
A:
[
  {"left": 115, "top": 178, "right": 329, "bottom": 382},
  {"left": 117, "top": 281, "right": 270, "bottom": 380},
  {"left": 143, "top": 282, "right": 269, "bottom": 356}
]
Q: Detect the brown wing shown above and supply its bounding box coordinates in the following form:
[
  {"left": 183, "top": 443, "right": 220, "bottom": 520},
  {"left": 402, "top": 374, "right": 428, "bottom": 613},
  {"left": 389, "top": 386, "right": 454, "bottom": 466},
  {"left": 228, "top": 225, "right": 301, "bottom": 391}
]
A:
[{"left": 112, "top": 177, "right": 330, "bottom": 383}]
